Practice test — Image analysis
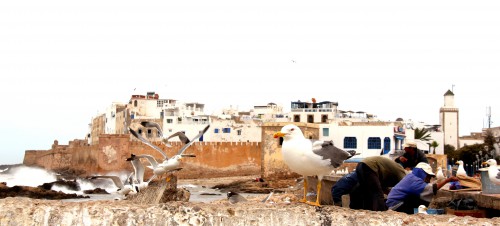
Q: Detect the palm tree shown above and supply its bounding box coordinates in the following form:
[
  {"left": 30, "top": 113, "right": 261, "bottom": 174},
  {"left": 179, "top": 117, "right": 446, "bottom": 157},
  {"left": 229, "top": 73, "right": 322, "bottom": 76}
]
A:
[
  {"left": 430, "top": 140, "right": 439, "bottom": 154},
  {"left": 414, "top": 127, "right": 431, "bottom": 141}
]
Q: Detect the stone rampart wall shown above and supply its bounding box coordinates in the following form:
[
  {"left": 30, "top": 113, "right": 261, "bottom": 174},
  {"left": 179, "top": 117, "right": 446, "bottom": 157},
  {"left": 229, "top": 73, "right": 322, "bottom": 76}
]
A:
[{"left": 24, "top": 135, "right": 261, "bottom": 179}]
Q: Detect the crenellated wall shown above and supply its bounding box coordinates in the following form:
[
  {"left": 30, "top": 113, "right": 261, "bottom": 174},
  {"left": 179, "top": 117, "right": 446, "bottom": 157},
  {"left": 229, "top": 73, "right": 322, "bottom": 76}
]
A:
[{"left": 23, "top": 135, "right": 261, "bottom": 179}]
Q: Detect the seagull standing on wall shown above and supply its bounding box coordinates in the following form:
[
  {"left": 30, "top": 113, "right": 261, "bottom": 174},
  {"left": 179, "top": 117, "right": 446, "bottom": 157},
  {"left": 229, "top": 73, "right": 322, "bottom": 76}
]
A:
[
  {"left": 274, "top": 124, "right": 356, "bottom": 206},
  {"left": 456, "top": 160, "right": 467, "bottom": 177},
  {"left": 482, "top": 159, "right": 500, "bottom": 185}
]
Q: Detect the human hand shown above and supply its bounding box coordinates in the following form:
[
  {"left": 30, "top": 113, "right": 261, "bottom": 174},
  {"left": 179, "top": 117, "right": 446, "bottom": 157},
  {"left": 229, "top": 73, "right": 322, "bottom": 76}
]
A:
[
  {"left": 447, "top": 176, "right": 459, "bottom": 182},
  {"left": 399, "top": 156, "right": 408, "bottom": 163}
]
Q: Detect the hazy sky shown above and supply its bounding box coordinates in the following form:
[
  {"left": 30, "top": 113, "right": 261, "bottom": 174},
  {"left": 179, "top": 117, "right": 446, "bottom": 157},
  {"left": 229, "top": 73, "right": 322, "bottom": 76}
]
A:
[{"left": 1, "top": 1, "right": 499, "bottom": 164}]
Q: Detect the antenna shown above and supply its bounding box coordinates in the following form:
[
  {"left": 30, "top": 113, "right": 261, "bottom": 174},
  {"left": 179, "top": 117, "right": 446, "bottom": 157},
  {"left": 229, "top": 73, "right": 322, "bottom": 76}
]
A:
[
  {"left": 451, "top": 84, "right": 455, "bottom": 92},
  {"left": 486, "top": 106, "right": 493, "bottom": 128}
]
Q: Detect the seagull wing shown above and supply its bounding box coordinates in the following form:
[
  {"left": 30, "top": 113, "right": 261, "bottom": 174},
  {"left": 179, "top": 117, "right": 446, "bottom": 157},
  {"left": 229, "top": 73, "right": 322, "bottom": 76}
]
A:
[
  {"left": 311, "top": 140, "right": 352, "bottom": 168},
  {"left": 175, "top": 124, "right": 210, "bottom": 156},
  {"left": 134, "top": 154, "right": 159, "bottom": 168},
  {"left": 89, "top": 175, "right": 124, "bottom": 189},
  {"left": 140, "top": 121, "right": 163, "bottom": 137},
  {"left": 165, "top": 131, "right": 190, "bottom": 144},
  {"left": 129, "top": 158, "right": 145, "bottom": 183},
  {"left": 129, "top": 127, "right": 168, "bottom": 159}
]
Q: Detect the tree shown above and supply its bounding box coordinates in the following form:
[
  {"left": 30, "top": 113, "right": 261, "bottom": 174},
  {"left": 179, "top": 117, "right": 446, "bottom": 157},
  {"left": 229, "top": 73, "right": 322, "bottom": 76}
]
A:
[
  {"left": 430, "top": 140, "right": 439, "bottom": 154},
  {"left": 414, "top": 127, "right": 431, "bottom": 141},
  {"left": 484, "top": 129, "right": 496, "bottom": 154}
]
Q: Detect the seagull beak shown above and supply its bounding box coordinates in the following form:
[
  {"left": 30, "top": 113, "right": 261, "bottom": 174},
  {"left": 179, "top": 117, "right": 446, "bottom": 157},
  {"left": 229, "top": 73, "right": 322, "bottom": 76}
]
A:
[
  {"left": 455, "top": 161, "right": 459, "bottom": 164},
  {"left": 273, "top": 132, "right": 285, "bottom": 138},
  {"left": 482, "top": 161, "right": 488, "bottom": 166}
]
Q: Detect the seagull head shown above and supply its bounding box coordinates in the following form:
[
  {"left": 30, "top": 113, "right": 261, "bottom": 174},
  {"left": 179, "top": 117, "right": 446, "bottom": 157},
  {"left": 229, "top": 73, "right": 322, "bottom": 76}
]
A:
[
  {"left": 418, "top": 205, "right": 428, "bottom": 214},
  {"left": 456, "top": 160, "right": 464, "bottom": 165},
  {"left": 482, "top": 159, "right": 497, "bottom": 167},
  {"left": 273, "top": 124, "right": 304, "bottom": 140}
]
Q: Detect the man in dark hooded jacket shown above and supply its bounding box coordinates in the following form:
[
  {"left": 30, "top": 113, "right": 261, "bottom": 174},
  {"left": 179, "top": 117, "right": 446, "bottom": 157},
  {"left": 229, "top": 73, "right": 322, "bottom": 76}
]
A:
[{"left": 386, "top": 162, "right": 458, "bottom": 214}]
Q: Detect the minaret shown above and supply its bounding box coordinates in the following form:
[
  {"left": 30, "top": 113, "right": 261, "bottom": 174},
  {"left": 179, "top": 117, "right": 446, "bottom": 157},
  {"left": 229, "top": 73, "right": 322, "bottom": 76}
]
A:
[{"left": 440, "top": 90, "right": 459, "bottom": 149}]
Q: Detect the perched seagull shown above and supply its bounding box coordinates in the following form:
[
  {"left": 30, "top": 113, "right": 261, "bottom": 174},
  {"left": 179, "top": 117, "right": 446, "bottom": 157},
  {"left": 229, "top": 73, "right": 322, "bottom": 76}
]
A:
[
  {"left": 456, "top": 160, "right": 467, "bottom": 177},
  {"left": 88, "top": 175, "right": 138, "bottom": 196},
  {"left": 227, "top": 191, "right": 247, "bottom": 204},
  {"left": 129, "top": 124, "right": 210, "bottom": 178},
  {"left": 482, "top": 159, "right": 500, "bottom": 185},
  {"left": 274, "top": 124, "right": 356, "bottom": 206},
  {"left": 417, "top": 205, "right": 428, "bottom": 214},
  {"left": 436, "top": 167, "right": 446, "bottom": 182}
]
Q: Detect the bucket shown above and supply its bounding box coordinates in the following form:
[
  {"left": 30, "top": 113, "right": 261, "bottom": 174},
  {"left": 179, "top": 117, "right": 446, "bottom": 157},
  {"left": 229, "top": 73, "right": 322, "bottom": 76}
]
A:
[{"left": 480, "top": 171, "right": 500, "bottom": 194}]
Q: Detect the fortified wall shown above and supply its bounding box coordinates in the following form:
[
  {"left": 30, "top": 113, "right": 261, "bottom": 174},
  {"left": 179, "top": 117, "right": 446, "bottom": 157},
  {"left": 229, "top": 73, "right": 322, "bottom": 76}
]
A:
[{"left": 23, "top": 135, "right": 261, "bottom": 179}]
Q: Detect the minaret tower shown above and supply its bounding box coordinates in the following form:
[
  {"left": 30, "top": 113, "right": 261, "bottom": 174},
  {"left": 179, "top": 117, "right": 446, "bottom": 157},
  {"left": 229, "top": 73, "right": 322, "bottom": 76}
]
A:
[{"left": 440, "top": 90, "right": 459, "bottom": 149}]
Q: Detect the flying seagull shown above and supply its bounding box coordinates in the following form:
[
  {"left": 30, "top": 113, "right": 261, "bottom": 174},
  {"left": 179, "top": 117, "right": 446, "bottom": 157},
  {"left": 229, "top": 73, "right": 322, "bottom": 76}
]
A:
[
  {"left": 482, "top": 159, "right": 500, "bottom": 185},
  {"left": 129, "top": 127, "right": 169, "bottom": 160},
  {"left": 164, "top": 131, "right": 190, "bottom": 144},
  {"left": 126, "top": 154, "right": 155, "bottom": 190},
  {"left": 128, "top": 124, "right": 210, "bottom": 177},
  {"left": 140, "top": 121, "right": 164, "bottom": 138},
  {"left": 274, "top": 124, "right": 356, "bottom": 206},
  {"left": 87, "top": 174, "right": 138, "bottom": 196}
]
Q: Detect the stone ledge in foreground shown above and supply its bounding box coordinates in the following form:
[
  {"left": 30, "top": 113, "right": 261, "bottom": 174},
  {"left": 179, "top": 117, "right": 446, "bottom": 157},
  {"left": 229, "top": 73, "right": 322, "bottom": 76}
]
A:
[{"left": 0, "top": 197, "right": 499, "bottom": 225}]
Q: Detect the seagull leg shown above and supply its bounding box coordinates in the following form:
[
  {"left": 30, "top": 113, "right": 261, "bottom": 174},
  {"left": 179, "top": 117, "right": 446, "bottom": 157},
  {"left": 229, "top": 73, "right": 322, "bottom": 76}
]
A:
[
  {"left": 305, "top": 179, "right": 322, "bottom": 207},
  {"left": 299, "top": 177, "right": 307, "bottom": 203}
]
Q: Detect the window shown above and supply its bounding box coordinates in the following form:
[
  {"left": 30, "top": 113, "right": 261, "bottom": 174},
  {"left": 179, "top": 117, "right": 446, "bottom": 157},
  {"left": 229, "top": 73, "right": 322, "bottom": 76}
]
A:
[
  {"left": 294, "top": 115, "right": 300, "bottom": 122},
  {"left": 222, "top": 128, "right": 231, "bottom": 133},
  {"left": 237, "top": 130, "right": 242, "bottom": 135},
  {"left": 383, "top": 137, "right": 391, "bottom": 154},
  {"left": 147, "top": 129, "right": 152, "bottom": 137},
  {"left": 368, "top": 137, "right": 381, "bottom": 149},
  {"left": 322, "top": 128, "right": 329, "bottom": 136},
  {"left": 166, "top": 119, "right": 173, "bottom": 123},
  {"left": 134, "top": 100, "right": 138, "bottom": 107},
  {"left": 214, "top": 128, "right": 219, "bottom": 133},
  {"left": 321, "top": 115, "right": 328, "bottom": 123},
  {"left": 138, "top": 129, "right": 142, "bottom": 134},
  {"left": 344, "top": 137, "right": 357, "bottom": 149},
  {"left": 307, "top": 115, "right": 314, "bottom": 123}
]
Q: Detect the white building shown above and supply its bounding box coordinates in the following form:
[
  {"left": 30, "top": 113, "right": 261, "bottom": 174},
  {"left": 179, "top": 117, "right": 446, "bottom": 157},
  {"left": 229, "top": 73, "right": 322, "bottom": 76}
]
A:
[{"left": 440, "top": 90, "right": 460, "bottom": 149}]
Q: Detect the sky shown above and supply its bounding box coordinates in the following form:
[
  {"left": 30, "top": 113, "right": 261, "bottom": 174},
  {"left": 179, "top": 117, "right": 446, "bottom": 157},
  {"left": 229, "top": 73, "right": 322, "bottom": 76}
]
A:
[{"left": 1, "top": 1, "right": 499, "bottom": 164}]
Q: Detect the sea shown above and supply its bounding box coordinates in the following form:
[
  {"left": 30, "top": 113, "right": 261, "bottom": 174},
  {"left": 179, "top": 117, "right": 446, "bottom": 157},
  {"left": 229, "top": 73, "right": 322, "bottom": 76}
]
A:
[{"left": 0, "top": 165, "right": 258, "bottom": 203}]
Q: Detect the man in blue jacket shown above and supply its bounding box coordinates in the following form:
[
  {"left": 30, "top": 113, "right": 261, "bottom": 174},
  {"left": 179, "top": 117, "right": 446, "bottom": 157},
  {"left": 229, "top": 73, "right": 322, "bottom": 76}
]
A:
[{"left": 386, "top": 162, "right": 458, "bottom": 214}]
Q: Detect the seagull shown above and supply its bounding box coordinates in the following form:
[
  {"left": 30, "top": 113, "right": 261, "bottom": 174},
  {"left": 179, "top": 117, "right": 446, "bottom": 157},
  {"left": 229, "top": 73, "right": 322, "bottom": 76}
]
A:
[
  {"left": 164, "top": 131, "right": 190, "bottom": 145},
  {"left": 140, "top": 121, "right": 164, "bottom": 138},
  {"left": 129, "top": 124, "right": 210, "bottom": 178},
  {"left": 482, "top": 159, "right": 500, "bottom": 185},
  {"left": 436, "top": 166, "right": 446, "bottom": 181},
  {"left": 274, "top": 124, "right": 356, "bottom": 206},
  {"left": 456, "top": 160, "right": 467, "bottom": 177},
  {"left": 87, "top": 174, "right": 138, "bottom": 196},
  {"left": 129, "top": 127, "right": 170, "bottom": 160},
  {"left": 127, "top": 153, "right": 182, "bottom": 179},
  {"left": 126, "top": 154, "right": 155, "bottom": 190},
  {"left": 227, "top": 191, "right": 247, "bottom": 204},
  {"left": 417, "top": 205, "right": 428, "bottom": 214}
]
